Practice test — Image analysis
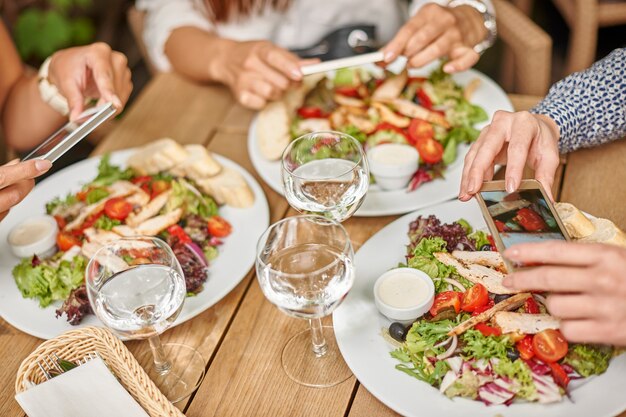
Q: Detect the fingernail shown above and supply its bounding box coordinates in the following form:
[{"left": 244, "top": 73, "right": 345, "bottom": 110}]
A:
[
  {"left": 467, "top": 179, "right": 476, "bottom": 193},
  {"left": 502, "top": 277, "right": 513, "bottom": 288},
  {"left": 505, "top": 248, "right": 519, "bottom": 258},
  {"left": 384, "top": 51, "right": 395, "bottom": 63},
  {"left": 505, "top": 178, "right": 516, "bottom": 193},
  {"left": 35, "top": 159, "right": 52, "bottom": 172},
  {"left": 443, "top": 63, "right": 454, "bottom": 73},
  {"left": 290, "top": 68, "right": 302, "bottom": 80},
  {"left": 112, "top": 95, "right": 122, "bottom": 109}
]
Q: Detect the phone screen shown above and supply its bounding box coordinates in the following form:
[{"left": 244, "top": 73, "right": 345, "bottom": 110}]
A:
[{"left": 480, "top": 188, "right": 567, "bottom": 249}]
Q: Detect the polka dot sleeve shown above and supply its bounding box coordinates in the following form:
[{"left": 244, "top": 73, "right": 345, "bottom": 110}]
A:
[{"left": 530, "top": 48, "right": 626, "bottom": 154}]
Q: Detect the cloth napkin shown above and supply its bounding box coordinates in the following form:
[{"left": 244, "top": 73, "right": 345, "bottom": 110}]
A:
[{"left": 15, "top": 357, "right": 149, "bottom": 417}]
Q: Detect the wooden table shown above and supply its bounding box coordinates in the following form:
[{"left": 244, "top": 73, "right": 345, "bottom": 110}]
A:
[{"left": 2, "top": 73, "right": 626, "bottom": 417}]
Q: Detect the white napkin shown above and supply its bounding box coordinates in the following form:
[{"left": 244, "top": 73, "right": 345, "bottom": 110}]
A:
[{"left": 15, "top": 357, "right": 150, "bottom": 417}]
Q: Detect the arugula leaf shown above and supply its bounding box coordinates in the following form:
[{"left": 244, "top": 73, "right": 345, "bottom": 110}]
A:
[
  {"left": 46, "top": 193, "right": 78, "bottom": 215},
  {"left": 91, "top": 154, "right": 134, "bottom": 187}
]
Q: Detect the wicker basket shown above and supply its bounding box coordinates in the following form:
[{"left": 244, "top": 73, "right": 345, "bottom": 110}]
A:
[{"left": 15, "top": 326, "right": 184, "bottom": 417}]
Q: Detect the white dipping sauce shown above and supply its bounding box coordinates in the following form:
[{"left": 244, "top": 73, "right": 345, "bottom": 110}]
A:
[
  {"left": 9, "top": 218, "right": 55, "bottom": 246},
  {"left": 369, "top": 144, "right": 418, "bottom": 166},
  {"left": 378, "top": 271, "right": 430, "bottom": 308}
]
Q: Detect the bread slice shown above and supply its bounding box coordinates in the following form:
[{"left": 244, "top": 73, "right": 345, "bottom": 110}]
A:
[
  {"left": 579, "top": 217, "right": 626, "bottom": 247},
  {"left": 127, "top": 138, "right": 189, "bottom": 175},
  {"left": 555, "top": 202, "right": 595, "bottom": 238},
  {"left": 170, "top": 144, "right": 222, "bottom": 181},
  {"left": 493, "top": 312, "right": 560, "bottom": 334},
  {"left": 197, "top": 167, "right": 255, "bottom": 208},
  {"left": 256, "top": 100, "right": 292, "bottom": 161}
]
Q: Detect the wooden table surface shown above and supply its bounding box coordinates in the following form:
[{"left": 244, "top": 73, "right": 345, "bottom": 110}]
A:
[{"left": 2, "top": 73, "right": 626, "bottom": 417}]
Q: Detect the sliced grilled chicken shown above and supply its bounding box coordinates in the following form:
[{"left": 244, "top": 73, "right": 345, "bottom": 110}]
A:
[
  {"left": 82, "top": 241, "right": 128, "bottom": 273},
  {"left": 83, "top": 228, "right": 123, "bottom": 244},
  {"left": 113, "top": 208, "right": 183, "bottom": 237},
  {"left": 297, "top": 118, "right": 332, "bottom": 133},
  {"left": 434, "top": 252, "right": 516, "bottom": 295},
  {"left": 334, "top": 94, "right": 366, "bottom": 108},
  {"left": 371, "top": 69, "right": 407, "bottom": 101},
  {"left": 125, "top": 189, "right": 172, "bottom": 227},
  {"left": 448, "top": 293, "right": 531, "bottom": 336},
  {"left": 372, "top": 102, "right": 410, "bottom": 128},
  {"left": 346, "top": 114, "right": 376, "bottom": 134},
  {"left": 494, "top": 312, "right": 560, "bottom": 334},
  {"left": 389, "top": 98, "right": 450, "bottom": 128},
  {"left": 126, "top": 189, "right": 150, "bottom": 207},
  {"left": 487, "top": 200, "right": 530, "bottom": 217},
  {"left": 451, "top": 250, "right": 506, "bottom": 272}
]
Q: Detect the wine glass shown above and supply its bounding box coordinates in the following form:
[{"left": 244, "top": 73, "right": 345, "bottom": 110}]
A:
[
  {"left": 281, "top": 131, "right": 369, "bottom": 222},
  {"left": 85, "top": 236, "right": 205, "bottom": 403},
  {"left": 256, "top": 215, "right": 355, "bottom": 387}
]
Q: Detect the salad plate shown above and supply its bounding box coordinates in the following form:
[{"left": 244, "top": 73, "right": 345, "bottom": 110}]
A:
[
  {"left": 0, "top": 149, "right": 269, "bottom": 340},
  {"left": 247, "top": 61, "right": 513, "bottom": 217},
  {"left": 333, "top": 199, "right": 626, "bottom": 417}
]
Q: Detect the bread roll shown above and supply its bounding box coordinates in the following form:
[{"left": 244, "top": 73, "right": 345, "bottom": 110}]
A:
[
  {"left": 170, "top": 144, "right": 222, "bottom": 180},
  {"left": 197, "top": 168, "right": 255, "bottom": 208},
  {"left": 579, "top": 217, "right": 626, "bottom": 247},
  {"left": 555, "top": 202, "right": 595, "bottom": 238},
  {"left": 127, "top": 138, "right": 189, "bottom": 175}
]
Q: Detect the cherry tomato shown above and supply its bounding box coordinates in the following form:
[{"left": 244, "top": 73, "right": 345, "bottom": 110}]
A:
[
  {"left": 104, "top": 198, "right": 133, "bottom": 221},
  {"left": 408, "top": 76, "right": 427, "bottom": 83},
  {"left": 407, "top": 118, "right": 434, "bottom": 146},
  {"left": 77, "top": 210, "right": 104, "bottom": 234},
  {"left": 167, "top": 224, "right": 191, "bottom": 244},
  {"left": 373, "top": 122, "right": 410, "bottom": 140},
  {"left": 533, "top": 329, "right": 568, "bottom": 363},
  {"left": 56, "top": 233, "right": 82, "bottom": 251},
  {"left": 516, "top": 335, "right": 535, "bottom": 360},
  {"left": 416, "top": 88, "right": 433, "bottom": 109},
  {"left": 487, "top": 235, "right": 497, "bottom": 251},
  {"left": 461, "top": 283, "right": 489, "bottom": 313},
  {"left": 76, "top": 188, "right": 91, "bottom": 202},
  {"left": 297, "top": 106, "right": 326, "bottom": 119},
  {"left": 150, "top": 180, "right": 170, "bottom": 199},
  {"left": 335, "top": 86, "right": 361, "bottom": 98},
  {"left": 54, "top": 215, "right": 67, "bottom": 229},
  {"left": 471, "top": 299, "right": 495, "bottom": 316},
  {"left": 548, "top": 362, "right": 570, "bottom": 389},
  {"left": 416, "top": 136, "right": 443, "bottom": 165},
  {"left": 494, "top": 220, "right": 507, "bottom": 233},
  {"left": 207, "top": 216, "right": 232, "bottom": 238},
  {"left": 514, "top": 207, "right": 548, "bottom": 232},
  {"left": 525, "top": 297, "right": 541, "bottom": 314},
  {"left": 131, "top": 176, "right": 152, "bottom": 185},
  {"left": 474, "top": 323, "right": 502, "bottom": 337},
  {"left": 429, "top": 291, "right": 462, "bottom": 316}
]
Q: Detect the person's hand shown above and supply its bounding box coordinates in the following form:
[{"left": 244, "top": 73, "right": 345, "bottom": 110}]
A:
[
  {"left": 459, "top": 111, "right": 561, "bottom": 201},
  {"left": 502, "top": 241, "right": 626, "bottom": 346},
  {"left": 382, "top": 4, "right": 486, "bottom": 72},
  {"left": 215, "top": 40, "right": 318, "bottom": 109},
  {"left": 48, "top": 42, "right": 132, "bottom": 120},
  {"left": 0, "top": 159, "right": 52, "bottom": 222}
]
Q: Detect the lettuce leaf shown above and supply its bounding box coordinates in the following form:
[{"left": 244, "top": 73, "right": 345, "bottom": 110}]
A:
[{"left": 461, "top": 329, "right": 513, "bottom": 360}]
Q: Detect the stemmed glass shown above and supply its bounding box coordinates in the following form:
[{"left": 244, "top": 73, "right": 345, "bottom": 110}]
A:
[
  {"left": 281, "top": 131, "right": 369, "bottom": 223},
  {"left": 256, "top": 215, "right": 355, "bottom": 387},
  {"left": 85, "top": 236, "right": 205, "bottom": 403}
]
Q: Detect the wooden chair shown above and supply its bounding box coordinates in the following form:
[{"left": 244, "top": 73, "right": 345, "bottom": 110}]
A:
[{"left": 514, "top": 0, "right": 626, "bottom": 74}]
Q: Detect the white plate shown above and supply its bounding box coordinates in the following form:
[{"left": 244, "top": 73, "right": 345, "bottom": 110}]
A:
[
  {"left": 333, "top": 199, "right": 626, "bottom": 417},
  {"left": 0, "top": 150, "right": 270, "bottom": 340},
  {"left": 247, "top": 63, "right": 514, "bottom": 217}
]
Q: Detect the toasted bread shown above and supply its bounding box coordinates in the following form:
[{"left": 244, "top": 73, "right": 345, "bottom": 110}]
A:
[
  {"left": 170, "top": 144, "right": 222, "bottom": 181},
  {"left": 197, "top": 167, "right": 255, "bottom": 208},
  {"left": 127, "top": 138, "right": 189, "bottom": 175},
  {"left": 555, "top": 202, "right": 595, "bottom": 238},
  {"left": 256, "top": 100, "right": 292, "bottom": 161},
  {"left": 494, "top": 312, "right": 560, "bottom": 334},
  {"left": 579, "top": 217, "right": 626, "bottom": 247}
]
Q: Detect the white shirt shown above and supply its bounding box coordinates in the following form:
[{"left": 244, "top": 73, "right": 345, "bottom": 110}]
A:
[{"left": 137, "top": 0, "right": 494, "bottom": 72}]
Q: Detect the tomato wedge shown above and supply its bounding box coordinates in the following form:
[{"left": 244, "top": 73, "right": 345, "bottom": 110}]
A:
[
  {"left": 335, "top": 86, "right": 360, "bottom": 98},
  {"left": 208, "top": 216, "right": 232, "bottom": 237},
  {"left": 516, "top": 335, "right": 535, "bottom": 360},
  {"left": 104, "top": 198, "right": 132, "bottom": 221},
  {"left": 548, "top": 362, "right": 570, "bottom": 388},
  {"left": 429, "top": 291, "right": 462, "bottom": 316},
  {"left": 471, "top": 299, "right": 494, "bottom": 316},
  {"left": 407, "top": 118, "right": 434, "bottom": 145},
  {"left": 416, "top": 88, "right": 433, "bottom": 109},
  {"left": 56, "top": 233, "right": 82, "bottom": 251},
  {"left": 150, "top": 179, "right": 170, "bottom": 199},
  {"left": 297, "top": 106, "right": 326, "bottom": 119},
  {"left": 167, "top": 225, "right": 191, "bottom": 244},
  {"left": 514, "top": 207, "right": 548, "bottom": 232},
  {"left": 461, "top": 283, "right": 489, "bottom": 313},
  {"left": 53, "top": 215, "right": 67, "bottom": 229},
  {"left": 533, "top": 329, "right": 568, "bottom": 363},
  {"left": 474, "top": 323, "right": 502, "bottom": 337},
  {"left": 525, "top": 297, "right": 540, "bottom": 314},
  {"left": 416, "top": 136, "right": 443, "bottom": 165}
]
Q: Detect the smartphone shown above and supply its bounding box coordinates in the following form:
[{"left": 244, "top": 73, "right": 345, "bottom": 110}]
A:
[
  {"left": 475, "top": 179, "right": 571, "bottom": 271},
  {"left": 23, "top": 102, "right": 116, "bottom": 163}
]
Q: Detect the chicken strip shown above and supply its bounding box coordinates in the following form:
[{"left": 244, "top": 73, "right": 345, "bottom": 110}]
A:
[
  {"left": 371, "top": 69, "right": 407, "bottom": 101},
  {"left": 451, "top": 250, "right": 506, "bottom": 272},
  {"left": 83, "top": 228, "right": 123, "bottom": 244},
  {"left": 448, "top": 293, "right": 531, "bottom": 336},
  {"left": 113, "top": 208, "right": 183, "bottom": 237},
  {"left": 125, "top": 189, "right": 172, "bottom": 227},
  {"left": 434, "top": 252, "right": 516, "bottom": 295},
  {"left": 493, "top": 312, "right": 560, "bottom": 335}
]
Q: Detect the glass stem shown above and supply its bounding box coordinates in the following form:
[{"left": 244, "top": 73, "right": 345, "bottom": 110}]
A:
[
  {"left": 309, "top": 318, "right": 328, "bottom": 357},
  {"left": 148, "top": 335, "right": 171, "bottom": 375}
]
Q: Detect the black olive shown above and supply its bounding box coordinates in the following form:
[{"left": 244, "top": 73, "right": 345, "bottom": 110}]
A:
[
  {"left": 494, "top": 294, "right": 512, "bottom": 304},
  {"left": 506, "top": 348, "right": 520, "bottom": 361},
  {"left": 389, "top": 322, "right": 408, "bottom": 342},
  {"left": 480, "top": 244, "right": 493, "bottom": 251}
]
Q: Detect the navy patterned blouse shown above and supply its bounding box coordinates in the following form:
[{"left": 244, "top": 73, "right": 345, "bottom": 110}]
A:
[{"left": 530, "top": 48, "right": 626, "bottom": 154}]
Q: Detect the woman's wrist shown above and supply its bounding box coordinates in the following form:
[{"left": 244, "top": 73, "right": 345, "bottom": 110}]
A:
[
  {"left": 448, "top": 5, "right": 488, "bottom": 48},
  {"left": 207, "top": 38, "right": 238, "bottom": 87}
]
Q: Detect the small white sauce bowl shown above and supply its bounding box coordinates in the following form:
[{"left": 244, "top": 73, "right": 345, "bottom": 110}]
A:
[
  {"left": 367, "top": 144, "right": 419, "bottom": 191},
  {"left": 373, "top": 267, "right": 435, "bottom": 325},
  {"left": 8, "top": 215, "right": 58, "bottom": 258}
]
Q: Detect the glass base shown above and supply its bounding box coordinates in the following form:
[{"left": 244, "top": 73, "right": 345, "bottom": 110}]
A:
[
  {"left": 281, "top": 325, "right": 352, "bottom": 388},
  {"left": 138, "top": 342, "right": 206, "bottom": 403}
]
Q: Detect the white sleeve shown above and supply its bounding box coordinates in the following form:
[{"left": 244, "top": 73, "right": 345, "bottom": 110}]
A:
[
  {"left": 409, "top": 0, "right": 495, "bottom": 16},
  {"left": 136, "top": 0, "right": 213, "bottom": 72}
]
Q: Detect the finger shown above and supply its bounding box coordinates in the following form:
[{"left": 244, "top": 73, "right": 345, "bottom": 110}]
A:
[
  {"left": 61, "top": 80, "right": 87, "bottom": 121},
  {"left": 111, "top": 52, "right": 132, "bottom": 110},
  {"left": 503, "top": 266, "right": 593, "bottom": 293},
  {"left": 408, "top": 31, "right": 460, "bottom": 68},
  {"left": 403, "top": 23, "right": 444, "bottom": 58},
  {"left": 238, "top": 90, "right": 267, "bottom": 110},
  {"left": 504, "top": 241, "right": 604, "bottom": 266},
  {"left": 248, "top": 78, "right": 281, "bottom": 101},
  {"left": 0, "top": 160, "right": 51, "bottom": 189},
  {"left": 533, "top": 151, "right": 560, "bottom": 203},
  {"left": 0, "top": 179, "right": 35, "bottom": 213},
  {"left": 465, "top": 113, "right": 511, "bottom": 188},
  {"left": 559, "top": 319, "right": 615, "bottom": 344},
  {"left": 86, "top": 46, "right": 122, "bottom": 109},
  {"left": 261, "top": 47, "right": 305, "bottom": 81},
  {"left": 382, "top": 18, "right": 423, "bottom": 63},
  {"left": 253, "top": 59, "right": 292, "bottom": 92},
  {"left": 504, "top": 113, "right": 538, "bottom": 193},
  {"left": 545, "top": 294, "right": 611, "bottom": 320},
  {"left": 444, "top": 45, "right": 479, "bottom": 73},
  {"left": 459, "top": 140, "right": 481, "bottom": 200}
]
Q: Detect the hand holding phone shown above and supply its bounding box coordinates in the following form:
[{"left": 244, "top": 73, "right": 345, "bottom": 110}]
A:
[{"left": 475, "top": 179, "right": 570, "bottom": 272}]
